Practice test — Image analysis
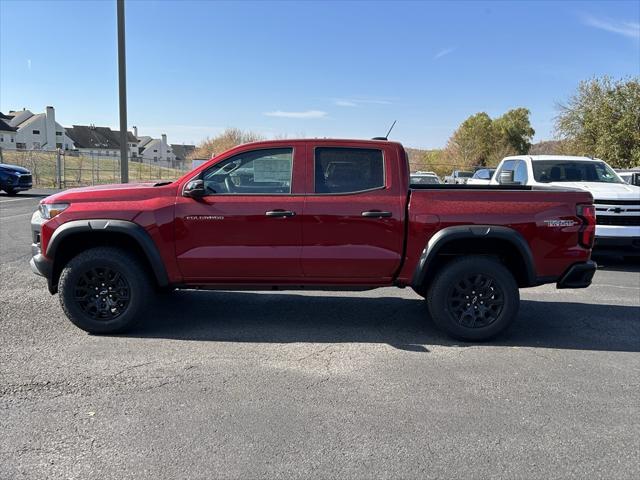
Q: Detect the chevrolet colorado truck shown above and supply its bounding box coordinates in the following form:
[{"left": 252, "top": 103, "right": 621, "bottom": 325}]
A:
[{"left": 30, "top": 139, "right": 597, "bottom": 341}]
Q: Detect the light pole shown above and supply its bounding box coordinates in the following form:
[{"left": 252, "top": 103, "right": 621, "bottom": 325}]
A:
[{"left": 117, "top": 0, "right": 129, "bottom": 183}]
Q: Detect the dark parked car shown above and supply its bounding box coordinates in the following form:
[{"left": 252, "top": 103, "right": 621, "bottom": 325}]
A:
[{"left": 0, "top": 163, "right": 32, "bottom": 195}]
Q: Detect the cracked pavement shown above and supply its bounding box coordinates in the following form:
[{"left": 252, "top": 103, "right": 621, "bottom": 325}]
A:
[{"left": 1, "top": 190, "right": 639, "bottom": 479}]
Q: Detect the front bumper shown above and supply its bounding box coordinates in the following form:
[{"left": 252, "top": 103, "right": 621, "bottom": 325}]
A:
[
  {"left": 593, "top": 236, "right": 640, "bottom": 256},
  {"left": 30, "top": 210, "right": 56, "bottom": 293},
  {"left": 1, "top": 173, "right": 33, "bottom": 191},
  {"left": 3, "top": 184, "right": 32, "bottom": 192},
  {"left": 556, "top": 260, "right": 597, "bottom": 289}
]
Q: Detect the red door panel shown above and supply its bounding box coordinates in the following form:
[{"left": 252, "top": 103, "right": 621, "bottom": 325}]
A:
[
  {"left": 174, "top": 144, "right": 305, "bottom": 281},
  {"left": 301, "top": 143, "right": 405, "bottom": 281},
  {"left": 302, "top": 194, "right": 404, "bottom": 279}
]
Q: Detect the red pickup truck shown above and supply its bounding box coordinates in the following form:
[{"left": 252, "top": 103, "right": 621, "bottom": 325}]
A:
[{"left": 31, "top": 139, "right": 597, "bottom": 341}]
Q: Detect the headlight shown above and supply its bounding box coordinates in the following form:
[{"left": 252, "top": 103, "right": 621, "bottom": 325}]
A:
[{"left": 39, "top": 203, "right": 70, "bottom": 219}]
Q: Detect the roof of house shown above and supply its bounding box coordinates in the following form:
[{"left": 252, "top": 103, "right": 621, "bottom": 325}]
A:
[
  {"left": 137, "top": 136, "right": 153, "bottom": 148},
  {"left": 15, "top": 113, "right": 44, "bottom": 130},
  {"left": 8, "top": 110, "right": 34, "bottom": 128},
  {"left": 171, "top": 144, "right": 195, "bottom": 161},
  {"left": 0, "top": 112, "right": 14, "bottom": 121},
  {"left": 139, "top": 138, "right": 162, "bottom": 154},
  {"left": 0, "top": 119, "right": 17, "bottom": 132},
  {"left": 112, "top": 129, "right": 137, "bottom": 143},
  {"left": 66, "top": 125, "right": 135, "bottom": 149}
]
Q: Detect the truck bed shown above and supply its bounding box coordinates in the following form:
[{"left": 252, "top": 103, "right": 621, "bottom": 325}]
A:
[{"left": 397, "top": 186, "right": 594, "bottom": 283}]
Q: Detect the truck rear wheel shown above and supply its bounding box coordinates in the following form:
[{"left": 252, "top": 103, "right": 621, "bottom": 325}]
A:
[
  {"left": 426, "top": 256, "right": 519, "bottom": 341},
  {"left": 58, "top": 247, "right": 152, "bottom": 334}
]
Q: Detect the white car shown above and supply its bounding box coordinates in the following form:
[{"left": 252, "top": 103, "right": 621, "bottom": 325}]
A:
[
  {"left": 491, "top": 155, "right": 640, "bottom": 256},
  {"left": 466, "top": 168, "right": 496, "bottom": 185},
  {"left": 410, "top": 171, "right": 441, "bottom": 185}
]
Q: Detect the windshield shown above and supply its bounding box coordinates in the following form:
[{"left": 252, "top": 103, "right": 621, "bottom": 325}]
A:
[
  {"left": 457, "top": 171, "right": 473, "bottom": 178},
  {"left": 473, "top": 169, "right": 495, "bottom": 179},
  {"left": 532, "top": 160, "right": 623, "bottom": 184}
]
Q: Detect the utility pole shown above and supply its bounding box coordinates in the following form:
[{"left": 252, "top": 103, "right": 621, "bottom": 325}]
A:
[{"left": 117, "top": 0, "right": 129, "bottom": 183}]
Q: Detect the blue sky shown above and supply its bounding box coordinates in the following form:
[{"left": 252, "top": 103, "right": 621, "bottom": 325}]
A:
[{"left": 1, "top": 0, "right": 638, "bottom": 149}]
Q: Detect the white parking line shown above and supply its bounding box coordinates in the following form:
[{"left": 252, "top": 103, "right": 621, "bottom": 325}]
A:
[
  {"left": 0, "top": 197, "right": 41, "bottom": 204},
  {"left": 594, "top": 283, "right": 640, "bottom": 290},
  {"left": 0, "top": 212, "right": 33, "bottom": 221}
]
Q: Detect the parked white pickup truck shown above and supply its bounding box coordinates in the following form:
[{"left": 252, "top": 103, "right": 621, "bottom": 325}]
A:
[
  {"left": 491, "top": 155, "right": 640, "bottom": 256},
  {"left": 443, "top": 170, "right": 473, "bottom": 184}
]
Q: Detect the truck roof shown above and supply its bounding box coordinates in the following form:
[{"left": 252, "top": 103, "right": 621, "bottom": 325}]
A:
[
  {"left": 503, "top": 155, "right": 597, "bottom": 162},
  {"left": 234, "top": 138, "right": 402, "bottom": 149}
]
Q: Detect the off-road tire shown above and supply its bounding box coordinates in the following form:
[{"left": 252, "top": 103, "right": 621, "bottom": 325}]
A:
[
  {"left": 426, "top": 256, "right": 519, "bottom": 341},
  {"left": 58, "top": 247, "right": 152, "bottom": 334}
]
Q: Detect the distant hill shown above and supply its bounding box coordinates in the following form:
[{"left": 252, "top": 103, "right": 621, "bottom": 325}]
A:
[
  {"left": 529, "top": 140, "right": 567, "bottom": 155},
  {"left": 405, "top": 147, "right": 431, "bottom": 165}
]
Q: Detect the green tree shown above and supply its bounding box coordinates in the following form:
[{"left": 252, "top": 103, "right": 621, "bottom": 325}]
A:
[
  {"left": 446, "top": 112, "right": 495, "bottom": 167},
  {"left": 493, "top": 108, "right": 535, "bottom": 156},
  {"left": 555, "top": 76, "right": 640, "bottom": 168},
  {"left": 444, "top": 109, "right": 534, "bottom": 167}
]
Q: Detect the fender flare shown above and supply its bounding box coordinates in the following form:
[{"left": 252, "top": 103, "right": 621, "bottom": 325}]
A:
[
  {"left": 411, "top": 225, "right": 536, "bottom": 288},
  {"left": 47, "top": 219, "right": 169, "bottom": 287}
]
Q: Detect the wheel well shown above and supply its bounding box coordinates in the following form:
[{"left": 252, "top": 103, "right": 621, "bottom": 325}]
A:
[
  {"left": 50, "top": 231, "right": 157, "bottom": 292},
  {"left": 420, "top": 237, "right": 532, "bottom": 290}
]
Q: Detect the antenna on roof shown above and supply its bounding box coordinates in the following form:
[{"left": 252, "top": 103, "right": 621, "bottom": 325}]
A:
[
  {"left": 372, "top": 120, "right": 397, "bottom": 141},
  {"left": 385, "top": 120, "right": 397, "bottom": 139}
]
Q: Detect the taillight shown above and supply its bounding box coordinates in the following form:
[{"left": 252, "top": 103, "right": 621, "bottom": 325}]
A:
[{"left": 577, "top": 204, "right": 596, "bottom": 249}]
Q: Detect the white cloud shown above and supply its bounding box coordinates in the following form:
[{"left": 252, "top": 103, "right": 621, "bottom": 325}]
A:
[
  {"left": 27, "top": 59, "right": 31, "bottom": 70},
  {"left": 334, "top": 99, "right": 358, "bottom": 107},
  {"left": 582, "top": 14, "right": 640, "bottom": 39},
  {"left": 264, "top": 110, "right": 327, "bottom": 119},
  {"left": 331, "top": 97, "right": 394, "bottom": 107},
  {"left": 434, "top": 47, "right": 455, "bottom": 60}
]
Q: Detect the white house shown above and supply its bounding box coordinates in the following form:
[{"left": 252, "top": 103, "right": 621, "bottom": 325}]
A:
[
  {"left": 5, "top": 107, "right": 75, "bottom": 151},
  {"left": 136, "top": 130, "right": 177, "bottom": 167},
  {"left": 0, "top": 115, "right": 17, "bottom": 150}
]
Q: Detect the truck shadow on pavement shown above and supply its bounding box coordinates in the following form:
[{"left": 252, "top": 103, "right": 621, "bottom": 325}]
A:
[{"left": 127, "top": 291, "right": 640, "bottom": 353}]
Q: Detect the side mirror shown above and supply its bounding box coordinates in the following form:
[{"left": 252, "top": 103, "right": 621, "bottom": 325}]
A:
[
  {"left": 183, "top": 179, "right": 206, "bottom": 198},
  {"left": 499, "top": 170, "right": 518, "bottom": 185}
]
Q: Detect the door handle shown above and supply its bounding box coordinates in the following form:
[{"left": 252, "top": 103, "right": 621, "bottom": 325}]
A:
[
  {"left": 361, "top": 210, "right": 393, "bottom": 218},
  {"left": 265, "top": 210, "right": 296, "bottom": 217}
]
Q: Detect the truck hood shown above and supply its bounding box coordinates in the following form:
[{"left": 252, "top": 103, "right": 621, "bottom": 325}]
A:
[
  {"left": 545, "top": 181, "right": 640, "bottom": 201},
  {"left": 43, "top": 181, "right": 176, "bottom": 204}
]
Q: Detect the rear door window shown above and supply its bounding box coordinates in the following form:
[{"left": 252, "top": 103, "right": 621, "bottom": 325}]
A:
[{"left": 314, "top": 147, "right": 384, "bottom": 194}]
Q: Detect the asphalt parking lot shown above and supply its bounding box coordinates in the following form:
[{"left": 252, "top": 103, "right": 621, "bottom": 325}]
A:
[{"left": 1, "top": 189, "right": 639, "bottom": 479}]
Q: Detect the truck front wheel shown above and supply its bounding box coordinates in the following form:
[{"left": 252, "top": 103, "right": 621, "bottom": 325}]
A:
[
  {"left": 426, "top": 256, "right": 519, "bottom": 341},
  {"left": 58, "top": 247, "right": 152, "bottom": 334}
]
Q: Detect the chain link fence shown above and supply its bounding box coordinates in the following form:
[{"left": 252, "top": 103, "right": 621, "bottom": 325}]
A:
[{"left": 0, "top": 149, "right": 191, "bottom": 188}]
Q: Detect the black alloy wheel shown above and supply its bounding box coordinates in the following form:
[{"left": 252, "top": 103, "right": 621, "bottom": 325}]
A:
[
  {"left": 426, "top": 256, "right": 519, "bottom": 341},
  {"left": 58, "top": 247, "right": 152, "bottom": 334},
  {"left": 74, "top": 266, "right": 131, "bottom": 320},
  {"left": 446, "top": 273, "right": 504, "bottom": 328}
]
